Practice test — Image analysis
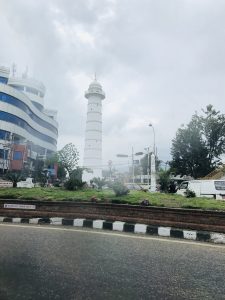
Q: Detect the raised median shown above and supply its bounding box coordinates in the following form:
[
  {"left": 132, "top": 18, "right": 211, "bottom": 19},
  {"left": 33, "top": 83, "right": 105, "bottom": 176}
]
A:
[{"left": 1, "top": 199, "right": 225, "bottom": 233}]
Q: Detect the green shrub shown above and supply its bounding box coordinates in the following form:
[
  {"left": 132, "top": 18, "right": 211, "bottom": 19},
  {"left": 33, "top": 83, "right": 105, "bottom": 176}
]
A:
[
  {"left": 91, "top": 177, "right": 107, "bottom": 190},
  {"left": 64, "top": 178, "right": 85, "bottom": 191},
  {"left": 112, "top": 182, "right": 129, "bottom": 197},
  {"left": 185, "top": 189, "right": 196, "bottom": 198}
]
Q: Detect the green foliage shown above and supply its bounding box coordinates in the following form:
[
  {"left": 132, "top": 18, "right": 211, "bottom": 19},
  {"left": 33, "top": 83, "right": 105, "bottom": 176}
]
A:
[
  {"left": 170, "top": 105, "right": 225, "bottom": 178},
  {"left": 185, "top": 189, "right": 196, "bottom": 198},
  {"left": 4, "top": 171, "right": 25, "bottom": 188},
  {"left": 70, "top": 167, "right": 83, "bottom": 181},
  {"left": 57, "top": 164, "right": 67, "bottom": 180},
  {"left": 1, "top": 188, "right": 225, "bottom": 211},
  {"left": 64, "top": 178, "right": 85, "bottom": 191},
  {"left": 64, "top": 167, "right": 85, "bottom": 191},
  {"left": 112, "top": 182, "right": 129, "bottom": 197},
  {"left": 158, "top": 170, "right": 170, "bottom": 192},
  {"left": 200, "top": 105, "right": 225, "bottom": 165},
  {"left": 45, "top": 154, "right": 66, "bottom": 180},
  {"left": 91, "top": 177, "right": 107, "bottom": 189},
  {"left": 32, "top": 159, "right": 45, "bottom": 184},
  {"left": 57, "top": 143, "right": 79, "bottom": 177}
]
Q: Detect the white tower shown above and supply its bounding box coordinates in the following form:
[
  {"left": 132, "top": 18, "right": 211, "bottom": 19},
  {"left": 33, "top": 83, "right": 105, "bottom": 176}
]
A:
[{"left": 83, "top": 78, "right": 105, "bottom": 182}]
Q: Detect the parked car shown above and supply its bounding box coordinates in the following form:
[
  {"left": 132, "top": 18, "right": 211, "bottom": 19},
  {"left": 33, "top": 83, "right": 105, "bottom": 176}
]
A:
[{"left": 176, "top": 180, "right": 225, "bottom": 199}]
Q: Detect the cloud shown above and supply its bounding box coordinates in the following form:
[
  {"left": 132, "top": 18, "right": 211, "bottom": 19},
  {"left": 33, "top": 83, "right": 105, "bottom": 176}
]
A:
[{"left": 1, "top": 0, "right": 225, "bottom": 167}]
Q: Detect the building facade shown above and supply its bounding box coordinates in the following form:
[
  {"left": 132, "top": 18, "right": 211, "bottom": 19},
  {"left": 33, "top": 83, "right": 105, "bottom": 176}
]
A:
[
  {"left": 0, "top": 66, "right": 58, "bottom": 173},
  {"left": 83, "top": 78, "right": 105, "bottom": 182}
]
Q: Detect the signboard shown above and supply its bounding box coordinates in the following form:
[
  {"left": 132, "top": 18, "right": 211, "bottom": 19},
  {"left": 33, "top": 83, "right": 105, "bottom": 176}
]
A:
[{"left": 4, "top": 204, "right": 36, "bottom": 210}]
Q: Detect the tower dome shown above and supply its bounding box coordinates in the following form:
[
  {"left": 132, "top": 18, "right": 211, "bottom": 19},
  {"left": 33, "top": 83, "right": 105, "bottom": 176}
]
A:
[{"left": 85, "top": 79, "right": 105, "bottom": 100}]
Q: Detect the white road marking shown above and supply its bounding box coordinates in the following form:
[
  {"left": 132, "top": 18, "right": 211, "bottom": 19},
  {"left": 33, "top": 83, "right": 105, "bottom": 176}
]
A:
[{"left": 1, "top": 223, "right": 225, "bottom": 249}]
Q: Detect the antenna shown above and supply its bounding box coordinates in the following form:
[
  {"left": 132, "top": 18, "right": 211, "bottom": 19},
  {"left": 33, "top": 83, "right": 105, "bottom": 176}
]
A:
[{"left": 94, "top": 72, "right": 97, "bottom": 81}]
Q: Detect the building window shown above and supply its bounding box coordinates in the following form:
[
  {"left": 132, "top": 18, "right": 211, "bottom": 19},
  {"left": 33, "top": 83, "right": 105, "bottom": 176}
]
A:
[
  {"left": 0, "top": 129, "right": 10, "bottom": 140},
  {"left": 0, "top": 77, "right": 8, "bottom": 84},
  {"left": 0, "top": 92, "right": 58, "bottom": 135},
  {"left": 0, "top": 111, "right": 57, "bottom": 146},
  {"left": 13, "top": 151, "right": 23, "bottom": 160},
  {"left": 0, "top": 149, "right": 8, "bottom": 159}
]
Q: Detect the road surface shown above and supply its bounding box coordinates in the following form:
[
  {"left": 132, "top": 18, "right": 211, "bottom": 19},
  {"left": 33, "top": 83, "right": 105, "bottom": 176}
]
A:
[{"left": 0, "top": 223, "right": 225, "bottom": 300}]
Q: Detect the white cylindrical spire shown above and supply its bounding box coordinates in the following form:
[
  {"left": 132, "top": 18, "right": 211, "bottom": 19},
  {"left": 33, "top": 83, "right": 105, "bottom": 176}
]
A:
[{"left": 83, "top": 79, "right": 105, "bottom": 182}]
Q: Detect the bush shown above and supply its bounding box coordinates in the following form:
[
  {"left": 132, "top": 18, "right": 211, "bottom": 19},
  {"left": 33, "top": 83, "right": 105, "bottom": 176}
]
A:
[
  {"left": 64, "top": 178, "right": 85, "bottom": 191},
  {"left": 140, "top": 199, "right": 150, "bottom": 206},
  {"left": 91, "top": 177, "right": 107, "bottom": 190},
  {"left": 185, "top": 189, "right": 196, "bottom": 198},
  {"left": 112, "top": 182, "right": 129, "bottom": 197}
]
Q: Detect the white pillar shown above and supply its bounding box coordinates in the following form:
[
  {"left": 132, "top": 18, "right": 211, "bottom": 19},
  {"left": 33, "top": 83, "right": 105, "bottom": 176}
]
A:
[{"left": 83, "top": 79, "right": 105, "bottom": 182}]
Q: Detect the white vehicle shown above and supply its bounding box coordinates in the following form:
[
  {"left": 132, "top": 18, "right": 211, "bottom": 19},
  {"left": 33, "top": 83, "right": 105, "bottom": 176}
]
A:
[{"left": 176, "top": 180, "right": 225, "bottom": 200}]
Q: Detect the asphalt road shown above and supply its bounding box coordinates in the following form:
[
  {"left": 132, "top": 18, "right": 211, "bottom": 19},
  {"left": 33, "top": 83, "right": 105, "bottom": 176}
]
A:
[{"left": 0, "top": 224, "right": 225, "bottom": 300}]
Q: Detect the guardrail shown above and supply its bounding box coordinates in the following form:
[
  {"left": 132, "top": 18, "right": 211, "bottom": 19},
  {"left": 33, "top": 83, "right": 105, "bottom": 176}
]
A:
[{"left": 0, "top": 199, "right": 225, "bottom": 233}]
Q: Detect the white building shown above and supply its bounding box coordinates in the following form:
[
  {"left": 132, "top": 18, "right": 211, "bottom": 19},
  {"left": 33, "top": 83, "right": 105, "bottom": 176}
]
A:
[
  {"left": 0, "top": 65, "right": 58, "bottom": 173},
  {"left": 83, "top": 78, "right": 105, "bottom": 182}
]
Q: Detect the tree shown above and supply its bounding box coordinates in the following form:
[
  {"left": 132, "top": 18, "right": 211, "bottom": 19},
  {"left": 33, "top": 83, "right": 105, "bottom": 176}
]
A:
[
  {"left": 158, "top": 170, "right": 170, "bottom": 192},
  {"left": 45, "top": 154, "right": 66, "bottom": 181},
  {"left": 70, "top": 167, "right": 83, "bottom": 181},
  {"left": 32, "top": 159, "right": 45, "bottom": 183},
  {"left": 57, "top": 143, "right": 79, "bottom": 177},
  {"left": 170, "top": 105, "right": 225, "bottom": 178},
  {"left": 200, "top": 105, "right": 225, "bottom": 166},
  {"left": 5, "top": 171, "right": 25, "bottom": 188}
]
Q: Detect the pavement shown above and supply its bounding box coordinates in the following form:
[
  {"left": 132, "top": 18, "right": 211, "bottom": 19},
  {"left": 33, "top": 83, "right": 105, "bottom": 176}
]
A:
[{"left": 0, "top": 223, "right": 225, "bottom": 300}]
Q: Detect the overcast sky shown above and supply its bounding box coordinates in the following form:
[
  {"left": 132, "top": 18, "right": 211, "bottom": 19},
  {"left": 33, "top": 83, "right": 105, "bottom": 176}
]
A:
[{"left": 1, "top": 0, "right": 225, "bottom": 169}]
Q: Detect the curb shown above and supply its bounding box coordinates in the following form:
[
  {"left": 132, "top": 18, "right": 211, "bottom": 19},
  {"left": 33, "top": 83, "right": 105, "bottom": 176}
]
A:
[{"left": 1, "top": 216, "right": 225, "bottom": 244}]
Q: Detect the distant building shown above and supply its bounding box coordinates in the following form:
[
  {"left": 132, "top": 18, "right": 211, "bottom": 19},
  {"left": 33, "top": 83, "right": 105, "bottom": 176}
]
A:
[
  {"left": 0, "top": 66, "right": 58, "bottom": 173},
  {"left": 83, "top": 78, "right": 105, "bottom": 182}
]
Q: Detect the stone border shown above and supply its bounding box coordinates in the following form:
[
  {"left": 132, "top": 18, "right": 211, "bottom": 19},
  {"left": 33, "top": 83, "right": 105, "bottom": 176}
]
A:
[{"left": 0, "top": 216, "right": 225, "bottom": 244}]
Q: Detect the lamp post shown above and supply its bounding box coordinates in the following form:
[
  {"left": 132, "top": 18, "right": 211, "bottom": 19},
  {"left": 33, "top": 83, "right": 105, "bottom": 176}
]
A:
[
  {"left": 148, "top": 123, "right": 156, "bottom": 192},
  {"left": 149, "top": 123, "right": 155, "bottom": 154},
  {"left": 144, "top": 147, "right": 150, "bottom": 187}
]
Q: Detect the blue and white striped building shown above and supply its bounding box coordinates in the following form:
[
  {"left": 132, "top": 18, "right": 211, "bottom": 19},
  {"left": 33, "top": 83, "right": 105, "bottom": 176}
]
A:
[{"left": 0, "top": 66, "right": 58, "bottom": 172}]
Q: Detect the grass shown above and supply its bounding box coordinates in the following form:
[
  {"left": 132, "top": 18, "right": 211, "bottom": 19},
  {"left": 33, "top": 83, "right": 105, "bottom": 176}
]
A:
[{"left": 0, "top": 187, "right": 225, "bottom": 211}]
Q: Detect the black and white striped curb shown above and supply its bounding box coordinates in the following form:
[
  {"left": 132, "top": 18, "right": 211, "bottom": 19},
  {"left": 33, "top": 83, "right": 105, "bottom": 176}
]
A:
[{"left": 1, "top": 216, "right": 225, "bottom": 244}]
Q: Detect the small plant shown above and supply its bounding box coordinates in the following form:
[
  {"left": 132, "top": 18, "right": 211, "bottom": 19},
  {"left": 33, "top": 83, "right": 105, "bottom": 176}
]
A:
[
  {"left": 112, "top": 182, "right": 129, "bottom": 197},
  {"left": 140, "top": 199, "right": 150, "bottom": 206},
  {"left": 185, "top": 189, "right": 196, "bottom": 198},
  {"left": 90, "top": 196, "right": 98, "bottom": 203}
]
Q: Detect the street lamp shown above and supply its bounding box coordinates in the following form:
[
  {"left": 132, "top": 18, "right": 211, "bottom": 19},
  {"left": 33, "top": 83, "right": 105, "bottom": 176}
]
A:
[
  {"left": 149, "top": 123, "right": 155, "bottom": 154},
  {"left": 148, "top": 123, "right": 156, "bottom": 192}
]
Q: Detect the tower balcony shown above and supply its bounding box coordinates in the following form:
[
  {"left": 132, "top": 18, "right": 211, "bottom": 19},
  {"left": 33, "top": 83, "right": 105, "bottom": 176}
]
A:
[{"left": 85, "top": 89, "right": 105, "bottom": 100}]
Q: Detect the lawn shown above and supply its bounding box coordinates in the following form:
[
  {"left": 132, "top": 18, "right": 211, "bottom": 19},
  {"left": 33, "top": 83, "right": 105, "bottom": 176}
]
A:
[{"left": 0, "top": 187, "right": 225, "bottom": 211}]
